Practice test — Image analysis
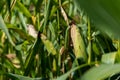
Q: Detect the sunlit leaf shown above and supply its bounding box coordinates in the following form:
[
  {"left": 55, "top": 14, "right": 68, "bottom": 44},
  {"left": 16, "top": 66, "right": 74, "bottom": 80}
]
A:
[
  {"left": 70, "top": 23, "right": 87, "bottom": 61},
  {"left": 101, "top": 52, "right": 117, "bottom": 64},
  {"left": 81, "top": 64, "right": 120, "bottom": 80},
  {"left": 15, "top": 0, "right": 31, "bottom": 17},
  {"left": 41, "top": 34, "right": 57, "bottom": 55},
  {"left": 7, "top": 24, "right": 34, "bottom": 41}
]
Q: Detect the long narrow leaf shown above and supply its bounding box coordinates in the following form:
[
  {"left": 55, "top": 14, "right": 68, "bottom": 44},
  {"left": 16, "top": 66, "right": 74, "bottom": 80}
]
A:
[
  {"left": 24, "top": 32, "right": 42, "bottom": 76},
  {"left": 0, "top": 15, "right": 15, "bottom": 46},
  {"left": 8, "top": 73, "right": 42, "bottom": 80},
  {"left": 81, "top": 64, "right": 120, "bottom": 80},
  {"left": 74, "top": 0, "right": 120, "bottom": 37},
  {"left": 41, "top": 0, "right": 52, "bottom": 31},
  {"left": 15, "top": 0, "right": 31, "bottom": 17},
  {"left": 70, "top": 23, "right": 87, "bottom": 61},
  {"left": 56, "top": 63, "right": 94, "bottom": 80}
]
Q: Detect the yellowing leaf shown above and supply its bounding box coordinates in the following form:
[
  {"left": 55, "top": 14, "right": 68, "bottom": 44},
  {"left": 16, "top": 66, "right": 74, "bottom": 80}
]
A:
[
  {"left": 53, "top": 59, "right": 57, "bottom": 71},
  {"left": 41, "top": 34, "right": 57, "bottom": 55},
  {"left": 70, "top": 23, "right": 87, "bottom": 61}
]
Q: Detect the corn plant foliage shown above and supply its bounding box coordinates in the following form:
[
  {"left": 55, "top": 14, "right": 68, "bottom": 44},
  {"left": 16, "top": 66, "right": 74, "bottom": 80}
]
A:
[
  {"left": 8, "top": 73, "right": 42, "bottom": 80},
  {"left": 15, "top": 0, "right": 31, "bottom": 17},
  {"left": 0, "top": 0, "right": 120, "bottom": 80},
  {"left": 74, "top": 0, "right": 120, "bottom": 37},
  {"left": 70, "top": 23, "right": 87, "bottom": 60},
  {"left": 56, "top": 64, "right": 120, "bottom": 80},
  {"left": 56, "top": 63, "right": 89, "bottom": 80},
  {"left": 41, "top": 34, "right": 57, "bottom": 55},
  {"left": 81, "top": 64, "right": 120, "bottom": 80},
  {"left": 0, "top": 15, "right": 15, "bottom": 46},
  {"left": 101, "top": 52, "right": 117, "bottom": 64}
]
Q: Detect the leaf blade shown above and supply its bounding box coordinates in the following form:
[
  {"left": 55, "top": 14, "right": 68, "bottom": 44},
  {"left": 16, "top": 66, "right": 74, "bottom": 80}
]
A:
[
  {"left": 70, "top": 23, "right": 87, "bottom": 61},
  {"left": 74, "top": 0, "right": 120, "bottom": 37},
  {"left": 0, "top": 15, "right": 15, "bottom": 46},
  {"left": 81, "top": 64, "right": 120, "bottom": 80}
]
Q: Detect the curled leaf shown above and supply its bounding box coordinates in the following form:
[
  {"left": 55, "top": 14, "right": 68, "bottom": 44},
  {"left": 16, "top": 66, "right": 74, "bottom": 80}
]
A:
[{"left": 70, "top": 23, "right": 87, "bottom": 61}]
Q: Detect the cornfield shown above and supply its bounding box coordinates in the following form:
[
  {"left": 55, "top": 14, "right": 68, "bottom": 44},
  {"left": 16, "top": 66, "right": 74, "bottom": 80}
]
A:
[{"left": 0, "top": 0, "right": 120, "bottom": 80}]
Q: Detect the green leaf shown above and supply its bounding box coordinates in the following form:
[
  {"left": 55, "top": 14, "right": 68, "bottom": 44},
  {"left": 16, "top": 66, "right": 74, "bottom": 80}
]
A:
[
  {"left": 81, "top": 64, "right": 120, "bottom": 80},
  {"left": 74, "top": 0, "right": 120, "bottom": 37},
  {"left": 49, "top": 22, "right": 56, "bottom": 39},
  {"left": 18, "top": 12, "right": 27, "bottom": 32},
  {"left": 41, "top": 0, "right": 52, "bottom": 31},
  {"left": 0, "top": 15, "right": 15, "bottom": 46},
  {"left": 24, "top": 36, "right": 42, "bottom": 76},
  {"left": 15, "top": 0, "right": 31, "bottom": 17},
  {"left": 101, "top": 52, "right": 117, "bottom": 64},
  {"left": 7, "top": 24, "right": 34, "bottom": 41},
  {"left": 56, "top": 63, "right": 94, "bottom": 80},
  {"left": 92, "top": 41, "right": 100, "bottom": 56},
  {"left": 0, "top": 0, "right": 5, "bottom": 12},
  {"left": 41, "top": 34, "right": 57, "bottom": 55},
  {"left": 8, "top": 73, "right": 42, "bottom": 80},
  {"left": 65, "top": 26, "right": 70, "bottom": 49}
]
